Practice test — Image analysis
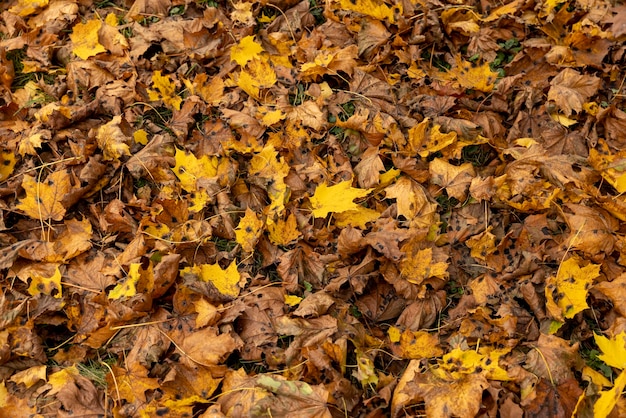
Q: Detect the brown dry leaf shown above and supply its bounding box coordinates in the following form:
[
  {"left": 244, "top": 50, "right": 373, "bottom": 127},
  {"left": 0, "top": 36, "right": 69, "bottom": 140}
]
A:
[
  {"left": 392, "top": 363, "right": 489, "bottom": 418},
  {"left": 429, "top": 158, "right": 476, "bottom": 201},
  {"left": 253, "top": 375, "right": 332, "bottom": 418},
  {"left": 548, "top": 68, "right": 601, "bottom": 116}
]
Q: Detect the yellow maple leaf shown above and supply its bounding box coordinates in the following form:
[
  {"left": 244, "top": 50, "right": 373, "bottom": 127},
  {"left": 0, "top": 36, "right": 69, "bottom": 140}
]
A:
[
  {"left": 249, "top": 145, "right": 290, "bottom": 219},
  {"left": 588, "top": 140, "right": 626, "bottom": 194},
  {"left": 237, "top": 57, "right": 276, "bottom": 100},
  {"left": 230, "top": 35, "right": 264, "bottom": 67},
  {"left": 96, "top": 115, "right": 132, "bottom": 161},
  {"left": 148, "top": 71, "right": 182, "bottom": 110},
  {"left": 9, "top": 0, "right": 49, "bottom": 18},
  {"left": 336, "top": 0, "right": 400, "bottom": 23},
  {"left": 594, "top": 369, "right": 626, "bottom": 418},
  {"left": 389, "top": 327, "right": 443, "bottom": 359},
  {"left": 284, "top": 294, "right": 303, "bottom": 306},
  {"left": 466, "top": 227, "right": 496, "bottom": 261},
  {"left": 28, "top": 267, "right": 62, "bottom": 298},
  {"left": 334, "top": 206, "right": 381, "bottom": 228},
  {"left": 181, "top": 261, "right": 242, "bottom": 298},
  {"left": 173, "top": 148, "right": 218, "bottom": 192},
  {"left": 442, "top": 56, "right": 500, "bottom": 93},
  {"left": 545, "top": 257, "right": 600, "bottom": 320},
  {"left": 0, "top": 148, "right": 17, "bottom": 182},
  {"left": 594, "top": 331, "right": 626, "bottom": 370},
  {"left": 9, "top": 365, "right": 47, "bottom": 388},
  {"left": 267, "top": 213, "right": 301, "bottom": 246},
  {"left": 194, "top": 298, "right": 218, "bottom": 328},
  {"left": 310, "top": 180, "right": 372, "bottom": 218},
  {"left": 17, "top": 170, "right": 72, "bottom": 221},
  {"left": 134, "top": 129, "right": 148, "bottom": 145},
  {"left": 71, "top": 18, "right": 107, "bottom": 60},
  {"left": 108, "top": 263, "right": 141, "bottom": 299},
  {"left": 438, "top": 347, "right": 510, "bottom": 381},
  {"left": 401, "top": 247, "right": 448, "bottom": 285},
  {"left": 235, "top": 208, "right": 264, "bottom": 253}
]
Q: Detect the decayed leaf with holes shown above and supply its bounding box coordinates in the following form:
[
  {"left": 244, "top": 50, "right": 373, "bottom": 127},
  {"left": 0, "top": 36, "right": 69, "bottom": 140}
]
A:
[
  {"left": 181, "top": 261, "right": 242, "bottom": 299},
  {"left": 28, "top": 266, "right": 62, "bottom": 298},
  {"left": 437, "top": 346, "right": 511, "bottom": 381},
  {"left": 354, "top": 348, "right": 378, "bottom": 388},
  {"left": 70, "top": 18, "right": 106, "bottom": 59},
  {"left": 148, "top": 71, "right": 182, "bottom": 110},
  {"left": 0, "top": 148, "right": 17, "bottom": 182},
  {"left": 235, "top": 208, "right": 264, "bottom": 253},
  {"left": 545, "top": 257, "right": 599, "bottom": 321},
  {"left": 309, "top": 180, "right": 372, "bottom": 218},
  {"left": 108, "top": 263, "right": 141, "bottom": 300},
  {"left": 16, "top": 170, "right": 73, "bottom": 221}
]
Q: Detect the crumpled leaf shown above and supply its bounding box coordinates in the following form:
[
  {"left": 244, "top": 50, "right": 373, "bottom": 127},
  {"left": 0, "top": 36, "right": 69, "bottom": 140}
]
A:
[{"left": 95, "top": 115, "right": 132, "bottom": 161}]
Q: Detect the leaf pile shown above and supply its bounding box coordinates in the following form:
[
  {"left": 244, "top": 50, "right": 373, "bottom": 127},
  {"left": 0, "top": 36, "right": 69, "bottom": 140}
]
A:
[{"left": 1, "top": 0, "right": 626, "bottom": 416}]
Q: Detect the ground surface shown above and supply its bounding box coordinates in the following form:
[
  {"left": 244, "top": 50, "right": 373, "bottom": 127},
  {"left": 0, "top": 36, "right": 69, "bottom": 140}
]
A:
[{"left": 1, "top": 0, "right": 626, "bottom": 416}]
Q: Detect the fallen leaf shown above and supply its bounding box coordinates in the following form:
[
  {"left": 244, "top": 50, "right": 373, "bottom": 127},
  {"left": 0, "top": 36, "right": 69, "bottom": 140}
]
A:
[
  {"left": 17, "top": 170, "right": 73, "bottom": 221},
  {"left": 309, "top": 180, "right": 371, "bottom": 218},
  {"left": 70, "top": 18, "right": 106, "bottom": 59}
]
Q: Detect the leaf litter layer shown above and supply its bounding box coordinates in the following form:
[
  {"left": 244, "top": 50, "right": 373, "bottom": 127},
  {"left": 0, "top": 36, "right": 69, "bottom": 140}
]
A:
[{"left": 1, "top": 0, "right": 626, "bottom": 416}]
